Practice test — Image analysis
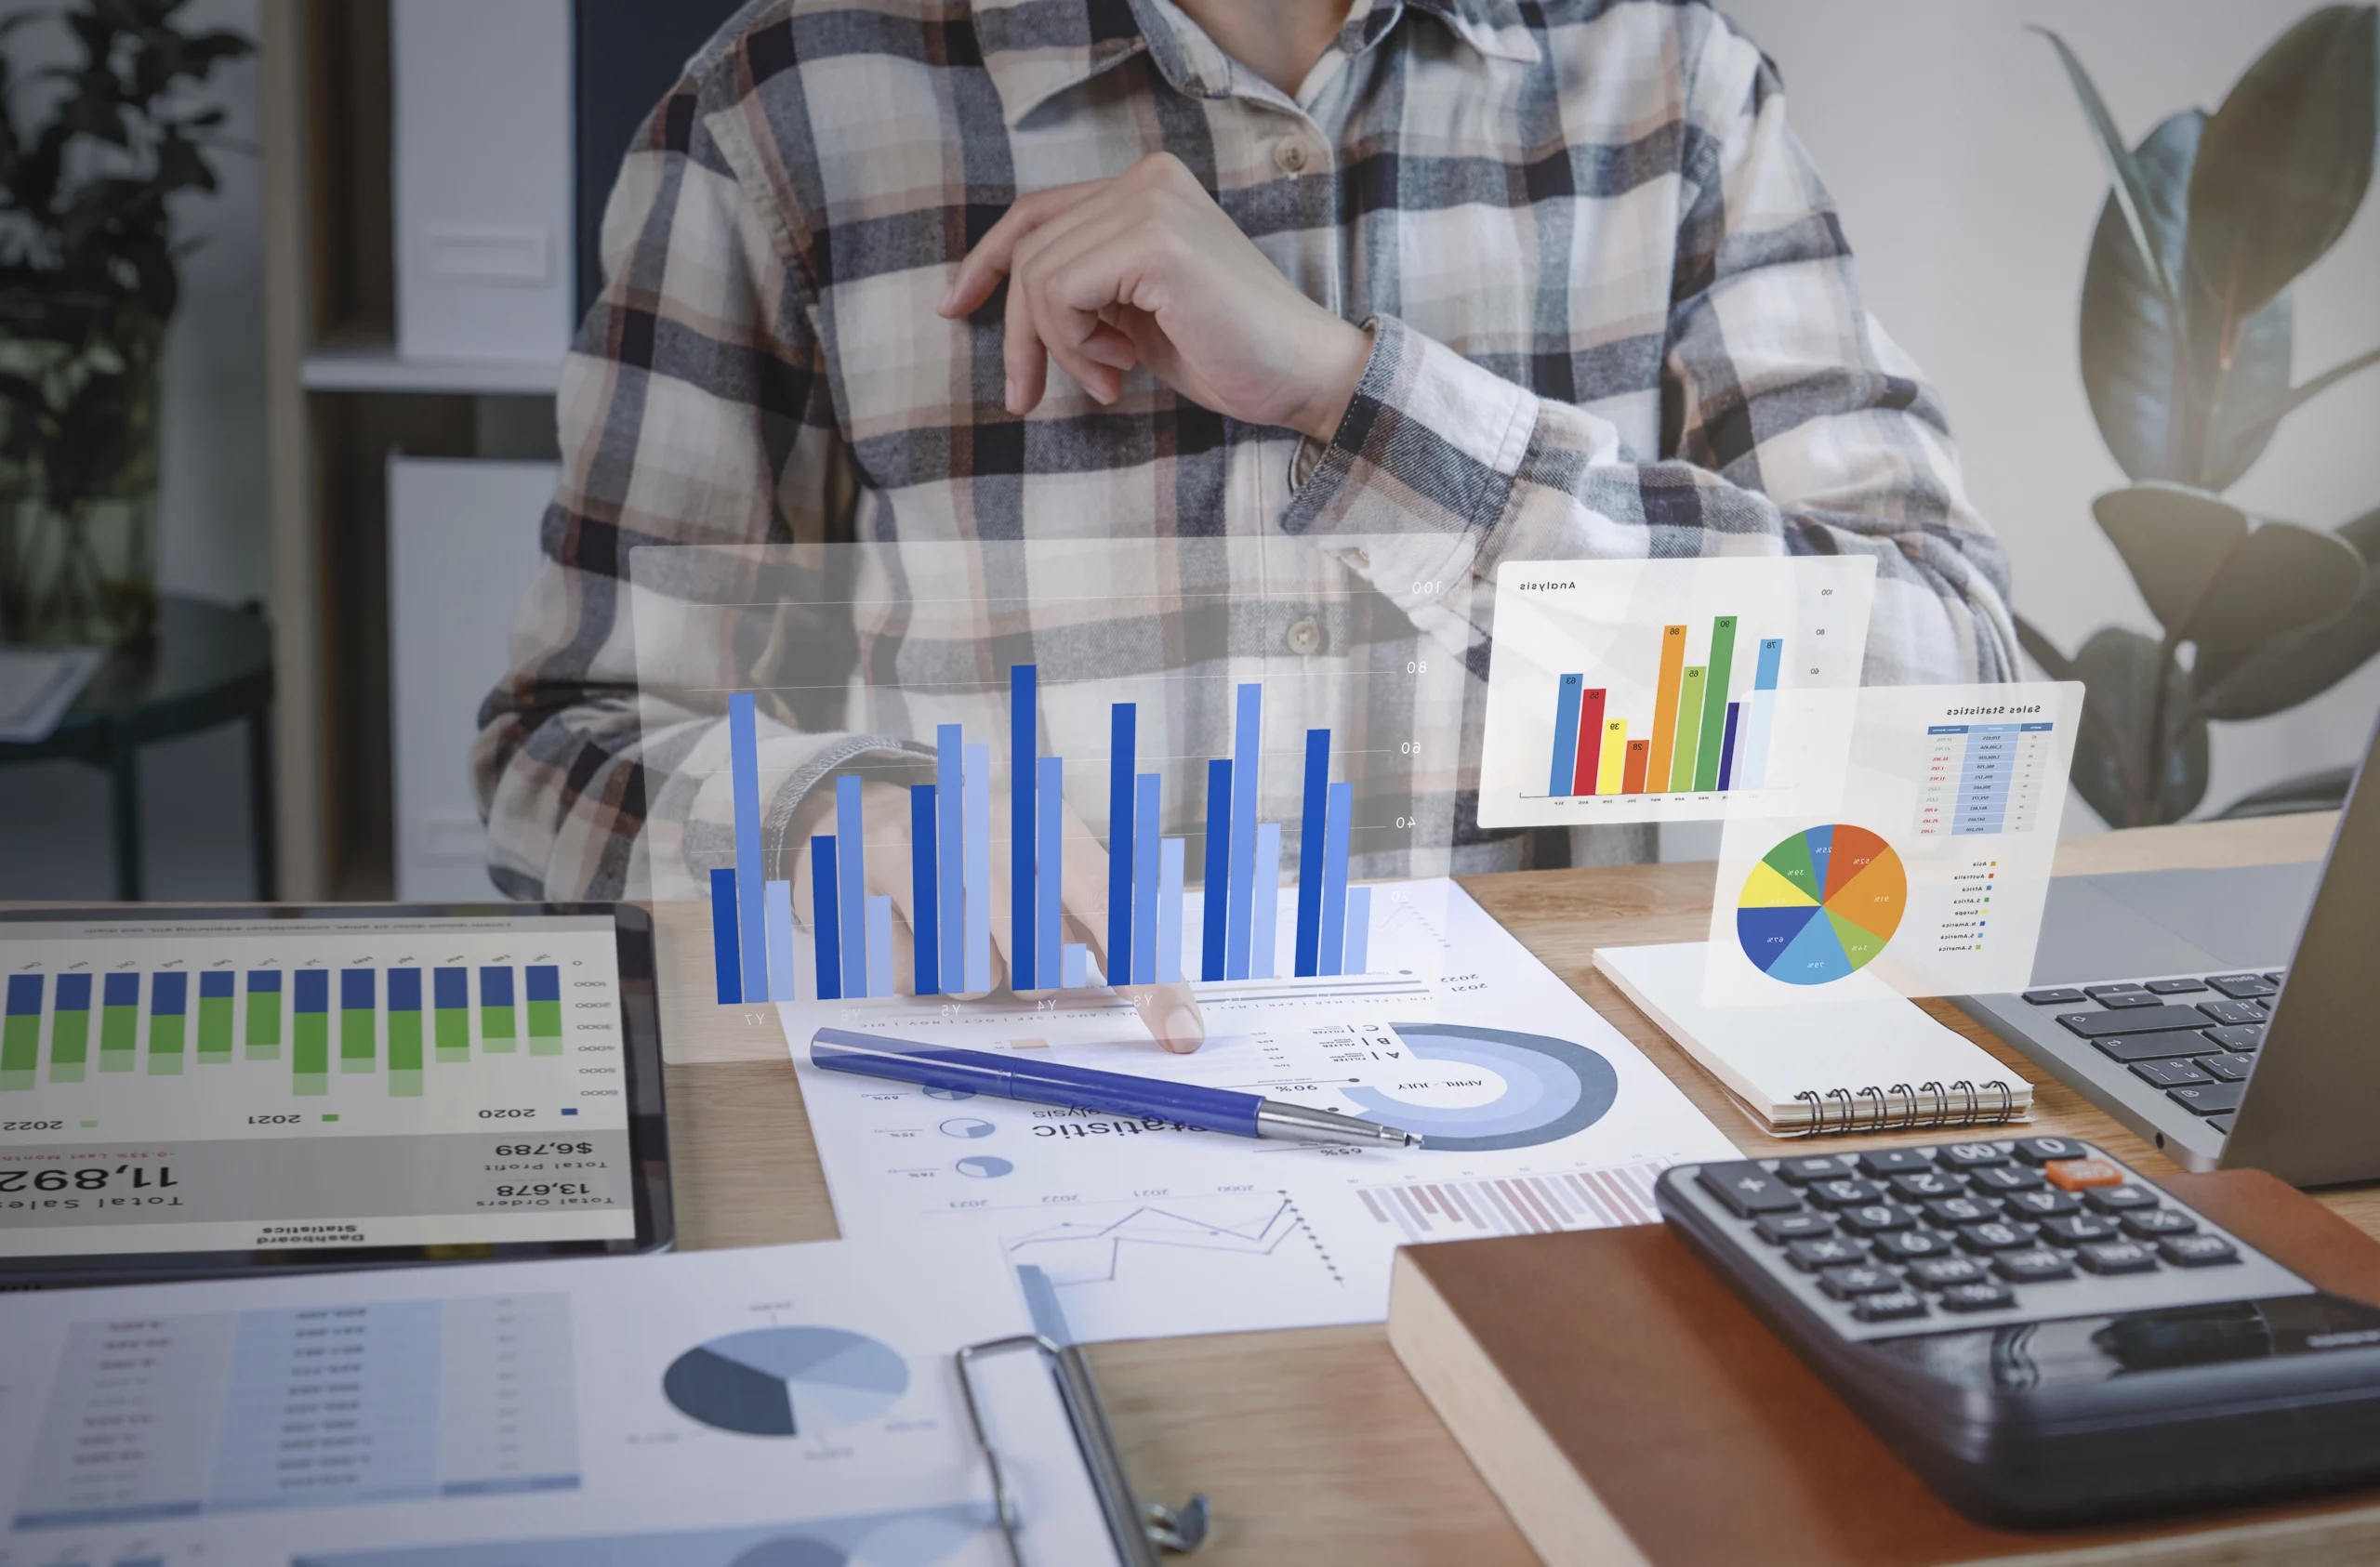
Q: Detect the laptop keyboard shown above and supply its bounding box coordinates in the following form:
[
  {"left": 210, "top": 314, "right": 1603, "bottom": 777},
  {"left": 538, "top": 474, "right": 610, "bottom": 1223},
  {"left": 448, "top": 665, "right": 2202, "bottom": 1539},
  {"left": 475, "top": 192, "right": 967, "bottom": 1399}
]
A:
[{"left": 2020, "top": 971, "right": 2284, "bottom": 1138}]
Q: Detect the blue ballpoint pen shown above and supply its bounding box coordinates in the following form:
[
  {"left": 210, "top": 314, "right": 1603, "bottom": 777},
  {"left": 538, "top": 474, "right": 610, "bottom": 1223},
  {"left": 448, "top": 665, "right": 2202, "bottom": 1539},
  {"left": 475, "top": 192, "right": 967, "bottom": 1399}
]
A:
[{"left": 809, "top": 1027, "right": 1423, "bottom": 1148}]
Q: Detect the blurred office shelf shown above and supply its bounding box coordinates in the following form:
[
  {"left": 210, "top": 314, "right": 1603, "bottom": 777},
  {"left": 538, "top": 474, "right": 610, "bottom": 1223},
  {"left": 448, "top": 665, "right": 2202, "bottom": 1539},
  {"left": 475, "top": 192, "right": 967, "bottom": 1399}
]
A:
[{"left": 299, "top": 341, "right": 563, "bottom": 398}]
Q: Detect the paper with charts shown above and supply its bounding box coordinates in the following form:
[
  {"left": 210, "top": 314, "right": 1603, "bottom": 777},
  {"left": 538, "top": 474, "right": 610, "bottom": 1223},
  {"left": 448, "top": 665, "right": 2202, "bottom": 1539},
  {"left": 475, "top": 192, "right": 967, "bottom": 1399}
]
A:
[
  {"left": 786, "top": 879, "right": 1739, "bottom": 1343},
  {"left": 1703, "top": 682, "right": 2085, "bottom": 1007},
  {"left": 1475, "top": 556, "right": 1877, "bottom": 828},
  {"left": 0, "top": 1237, "right": 1118, "bottom": 1567}
]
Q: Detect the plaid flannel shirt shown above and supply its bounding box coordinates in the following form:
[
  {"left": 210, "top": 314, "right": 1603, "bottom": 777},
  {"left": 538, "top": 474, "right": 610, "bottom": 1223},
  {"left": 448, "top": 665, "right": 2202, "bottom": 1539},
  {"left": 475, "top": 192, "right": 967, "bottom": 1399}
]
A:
[{"left": 474, "top": 0, "right": 2018, "bottom": 900}]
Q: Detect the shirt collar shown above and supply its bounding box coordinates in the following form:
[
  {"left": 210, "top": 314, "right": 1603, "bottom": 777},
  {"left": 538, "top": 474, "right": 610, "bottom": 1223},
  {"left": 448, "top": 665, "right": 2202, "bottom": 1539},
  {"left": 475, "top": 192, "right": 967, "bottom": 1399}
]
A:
[{"left": 972, "top": 0, "right": 1539, "bottom": 129}]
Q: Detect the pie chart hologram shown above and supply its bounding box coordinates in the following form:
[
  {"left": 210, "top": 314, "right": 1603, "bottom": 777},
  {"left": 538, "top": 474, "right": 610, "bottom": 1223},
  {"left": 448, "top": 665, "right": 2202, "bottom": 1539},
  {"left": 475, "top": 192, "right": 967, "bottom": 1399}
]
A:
[
  {"left": 663, "top": 1326, "right": 909, "bottom": 1438},
  {"left": 1737, "top": 824, "right": 1907, "bottom": 985}
]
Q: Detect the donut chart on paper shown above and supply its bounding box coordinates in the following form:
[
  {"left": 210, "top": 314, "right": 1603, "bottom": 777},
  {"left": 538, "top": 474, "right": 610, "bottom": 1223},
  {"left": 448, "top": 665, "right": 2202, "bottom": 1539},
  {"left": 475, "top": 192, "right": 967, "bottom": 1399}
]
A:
[{"left": 1736, "top": 825, "right": 1907, "bottom": 985}]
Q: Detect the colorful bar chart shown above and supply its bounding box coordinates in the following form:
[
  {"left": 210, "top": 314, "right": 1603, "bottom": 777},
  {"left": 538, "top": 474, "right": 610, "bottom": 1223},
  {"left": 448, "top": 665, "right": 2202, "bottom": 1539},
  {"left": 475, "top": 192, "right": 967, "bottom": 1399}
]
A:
[
  {"left": 1540, "top": 618, "right": 1780, "bottom": 800},
  {"left": 198, "top": 971, "right": 234, "bottom": 1063},
  {"left": 705, "top": 668, "right": 1378, "bottom": 1004},
  {"left": 1478, "top": 558, "right": 1879, "bottom": 829}
]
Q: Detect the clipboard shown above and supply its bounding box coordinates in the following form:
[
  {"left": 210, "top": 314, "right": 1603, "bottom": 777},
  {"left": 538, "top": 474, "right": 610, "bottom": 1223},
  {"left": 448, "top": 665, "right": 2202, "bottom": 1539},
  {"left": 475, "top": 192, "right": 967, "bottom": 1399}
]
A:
[{"left": 959, "top": 1335, "right": 1210, "bottom": 1567}]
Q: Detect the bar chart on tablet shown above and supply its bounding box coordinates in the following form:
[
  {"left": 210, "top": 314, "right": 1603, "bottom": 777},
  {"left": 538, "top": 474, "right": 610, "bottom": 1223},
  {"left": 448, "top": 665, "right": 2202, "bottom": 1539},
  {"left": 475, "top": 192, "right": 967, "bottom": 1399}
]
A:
[{"left": 1475, "top": 558, "right": 1877, "bottom": 827}]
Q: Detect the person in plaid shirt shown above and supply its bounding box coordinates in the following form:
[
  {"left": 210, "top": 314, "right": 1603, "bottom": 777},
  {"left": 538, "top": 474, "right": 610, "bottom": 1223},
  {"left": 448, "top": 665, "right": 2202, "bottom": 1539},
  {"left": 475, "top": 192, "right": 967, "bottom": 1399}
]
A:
[{"left": 475, "top": 0, "right": 2016, "bottom": 1037}]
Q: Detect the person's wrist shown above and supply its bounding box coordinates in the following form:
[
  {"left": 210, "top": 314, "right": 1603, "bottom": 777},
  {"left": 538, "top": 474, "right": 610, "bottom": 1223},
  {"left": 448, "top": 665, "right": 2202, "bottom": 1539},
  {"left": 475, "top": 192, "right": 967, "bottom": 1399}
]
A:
[{"left": 1291, "top": 318, "right": 1373, "bottom": 445}]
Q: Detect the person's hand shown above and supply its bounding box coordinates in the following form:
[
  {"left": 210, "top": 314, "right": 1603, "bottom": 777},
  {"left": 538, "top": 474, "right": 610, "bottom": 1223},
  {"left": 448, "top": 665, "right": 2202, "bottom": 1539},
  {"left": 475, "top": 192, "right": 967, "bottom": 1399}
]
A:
[
  {"left": 938, "top": 152, "right": 1372, "bottom": 444},
  {"left": 794, "top": 781, "right": 1206, "bottom": 1053}
]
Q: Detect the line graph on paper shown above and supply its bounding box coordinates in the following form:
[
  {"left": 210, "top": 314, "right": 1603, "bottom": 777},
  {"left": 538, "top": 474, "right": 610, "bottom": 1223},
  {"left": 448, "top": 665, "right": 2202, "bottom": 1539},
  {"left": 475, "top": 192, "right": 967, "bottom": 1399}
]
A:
[{"left": 988, "top": 1192, "right": 1350, "bottom": 1339}]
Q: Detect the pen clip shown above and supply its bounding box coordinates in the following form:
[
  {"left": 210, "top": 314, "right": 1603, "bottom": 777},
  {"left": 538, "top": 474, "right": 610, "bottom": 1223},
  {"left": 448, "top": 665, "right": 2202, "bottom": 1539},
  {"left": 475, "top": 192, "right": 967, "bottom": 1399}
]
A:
[{"left": 957, "top": 1333, "right": 1210, "bottom": 1567}]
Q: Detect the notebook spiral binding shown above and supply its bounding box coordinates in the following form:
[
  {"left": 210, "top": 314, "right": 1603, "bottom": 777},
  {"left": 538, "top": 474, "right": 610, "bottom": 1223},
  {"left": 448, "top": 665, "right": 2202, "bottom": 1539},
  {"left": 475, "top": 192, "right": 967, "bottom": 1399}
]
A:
[{"left": 1787, "top": 1078, "right": 2017, "bottom": 1139}]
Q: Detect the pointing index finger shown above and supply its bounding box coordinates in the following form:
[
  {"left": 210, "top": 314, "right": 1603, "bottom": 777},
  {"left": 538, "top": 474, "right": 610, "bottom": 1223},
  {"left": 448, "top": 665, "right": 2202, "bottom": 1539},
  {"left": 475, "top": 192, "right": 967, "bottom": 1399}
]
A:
[{"left": 937, "top": 178, "right": 1109, "bottom": 317}]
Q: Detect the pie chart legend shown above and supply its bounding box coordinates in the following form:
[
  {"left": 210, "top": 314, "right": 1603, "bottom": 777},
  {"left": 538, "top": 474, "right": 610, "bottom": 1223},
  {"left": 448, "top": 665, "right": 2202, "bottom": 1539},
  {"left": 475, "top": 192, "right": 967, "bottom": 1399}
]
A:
[{"left": 1737, "top": 825, "right": 1908, "bottom": 984}]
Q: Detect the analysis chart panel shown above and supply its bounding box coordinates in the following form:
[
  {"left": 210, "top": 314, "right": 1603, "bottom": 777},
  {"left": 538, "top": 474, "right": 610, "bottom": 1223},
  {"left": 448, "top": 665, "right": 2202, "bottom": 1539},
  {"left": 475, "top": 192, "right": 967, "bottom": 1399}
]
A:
[
  {"left": 0, "top": 914, "right": 637, "bottom": 1258},
  {"left": 0, "top": 1238, "right": 1110, "bottom": 1567},
  {"left": 1703, "top": 684, "right": 2084, "bottom": 1006},
  {"left": 627, "top": 538, "right": 1470, "bottom": 1014},
  {"left": 793, "top": 879, "right": 1739, "bottom": 1343},
  {"left": 1476, "top": 557, "right": 1876, "bottom": 827}
]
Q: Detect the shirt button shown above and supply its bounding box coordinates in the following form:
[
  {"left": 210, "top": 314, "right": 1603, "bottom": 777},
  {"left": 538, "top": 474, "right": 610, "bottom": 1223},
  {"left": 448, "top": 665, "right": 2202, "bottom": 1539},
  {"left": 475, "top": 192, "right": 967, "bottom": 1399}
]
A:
[
  {"left": 1274, "top": 140, "right": 1309, "bottom": 175},
  {"left": 1285, "top": 617, "right": 1325, "bottom": 656}
]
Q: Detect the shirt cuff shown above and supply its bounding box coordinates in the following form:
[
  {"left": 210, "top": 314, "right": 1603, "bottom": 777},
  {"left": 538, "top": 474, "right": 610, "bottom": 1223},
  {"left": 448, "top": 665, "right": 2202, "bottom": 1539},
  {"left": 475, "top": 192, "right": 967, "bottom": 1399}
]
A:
[{"left": 1281, "top": 314, "right": 1539, "bottom": 579}]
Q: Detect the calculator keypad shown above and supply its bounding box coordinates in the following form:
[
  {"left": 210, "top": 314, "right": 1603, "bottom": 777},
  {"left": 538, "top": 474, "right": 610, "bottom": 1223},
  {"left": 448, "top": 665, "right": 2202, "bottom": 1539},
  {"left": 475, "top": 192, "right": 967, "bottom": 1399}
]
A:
[{"left": 1663, "top": 1140, "right": 2313, "bottom": 1340}]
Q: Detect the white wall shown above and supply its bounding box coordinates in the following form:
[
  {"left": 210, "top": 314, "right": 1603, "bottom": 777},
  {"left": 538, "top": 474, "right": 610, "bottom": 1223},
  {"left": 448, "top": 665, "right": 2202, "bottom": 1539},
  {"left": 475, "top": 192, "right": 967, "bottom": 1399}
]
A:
[{"left": 1724, "top": 0, "right": 2380, "bottom": 823}]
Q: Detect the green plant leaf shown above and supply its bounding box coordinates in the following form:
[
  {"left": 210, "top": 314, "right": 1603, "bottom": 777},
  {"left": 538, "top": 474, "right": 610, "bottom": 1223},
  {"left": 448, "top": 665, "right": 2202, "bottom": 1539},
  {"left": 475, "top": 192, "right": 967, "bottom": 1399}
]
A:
[
  {"left": 2069, "top": 626, "right": 2209, "bottom": 826},
  {"left": 2094, "top": 483, "right": 2366, "bottom": 648},
  {"left": 2092, "top": 483, "right": 2248, "bottom": 633},
  {"left": 2195, "top": 507, "right": 2380, "bottom": 719},
  {"left": 2015, "top": 614, "right": 2082, "bottom": 682},
  {"left": 2186, "top": 6, "right": 2378, "bottom": 346},
  {"left": 2034, "top": 29, "right": 2186, "bottom": 322},
  {"left": 2215, "top": 344, "right": 2380, "bottom": 463},
  {"left": 2081, "top": 113, "right": 2296, "bottom": 486}
]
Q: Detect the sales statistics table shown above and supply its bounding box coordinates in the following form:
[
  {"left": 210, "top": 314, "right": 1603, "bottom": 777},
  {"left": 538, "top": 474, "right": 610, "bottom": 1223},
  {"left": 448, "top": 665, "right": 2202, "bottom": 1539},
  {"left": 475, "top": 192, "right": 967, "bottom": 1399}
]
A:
[{"left": 649, "top": 810, "right": 2379, "bottom": 1566}]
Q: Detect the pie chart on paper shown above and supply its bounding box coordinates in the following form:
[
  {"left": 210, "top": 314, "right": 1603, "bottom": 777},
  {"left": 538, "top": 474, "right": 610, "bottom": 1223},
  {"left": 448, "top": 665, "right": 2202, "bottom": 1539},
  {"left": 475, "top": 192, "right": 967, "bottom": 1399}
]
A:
[{"left": 1737, "top": 824, "right": 1907, "bottom": 985}]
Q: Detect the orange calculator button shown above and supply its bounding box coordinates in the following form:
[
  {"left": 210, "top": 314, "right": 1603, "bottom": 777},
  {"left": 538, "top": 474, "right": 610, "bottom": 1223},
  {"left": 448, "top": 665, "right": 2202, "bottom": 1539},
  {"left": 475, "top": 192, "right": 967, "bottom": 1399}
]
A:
[{"left": 2044, "top": 1158, "right": 2124, "bottom": 1191}]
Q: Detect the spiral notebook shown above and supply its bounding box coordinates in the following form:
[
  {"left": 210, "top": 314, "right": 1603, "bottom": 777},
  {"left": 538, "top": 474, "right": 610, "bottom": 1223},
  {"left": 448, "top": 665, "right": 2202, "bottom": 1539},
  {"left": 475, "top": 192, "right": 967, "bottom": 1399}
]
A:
[{"left": 1593, "top": 942, "right": 2031, "bottom": 1135}]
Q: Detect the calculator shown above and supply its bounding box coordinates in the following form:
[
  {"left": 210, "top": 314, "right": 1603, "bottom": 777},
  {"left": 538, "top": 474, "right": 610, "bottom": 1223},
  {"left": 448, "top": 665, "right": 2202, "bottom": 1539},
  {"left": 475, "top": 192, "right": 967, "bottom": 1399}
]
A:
[{"left": 1657, "top": 1137, "right": 2380, "bottom": 1525}]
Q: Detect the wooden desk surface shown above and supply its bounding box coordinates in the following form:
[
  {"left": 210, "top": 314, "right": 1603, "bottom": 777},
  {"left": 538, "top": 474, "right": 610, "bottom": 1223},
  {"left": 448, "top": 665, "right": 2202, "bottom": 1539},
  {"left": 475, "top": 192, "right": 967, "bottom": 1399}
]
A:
[{"left": 660, "top": 811, "right": 2369, "bottom": 1566}]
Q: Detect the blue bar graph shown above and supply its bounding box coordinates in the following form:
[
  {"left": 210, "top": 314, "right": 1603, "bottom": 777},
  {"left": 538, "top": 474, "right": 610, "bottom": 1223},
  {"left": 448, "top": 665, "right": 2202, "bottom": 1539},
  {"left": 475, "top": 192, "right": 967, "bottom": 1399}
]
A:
[
  {"left": 964, "top": 743, "right": 992, "bottom": 994},
  {"left": 812, "top": 835, "right": 842, "bottom": 1002},
  {"left": 1157, "top": 838, "right": 1186, "bottom": 983},
  {"left": 1201, "top": 757, "right": 1233, "bottom": 982},
  {"left": 836, "top": 775, "right": 866, "bottom": 1001},
  {"left": 866, "top": 897, "right": 893, "bottom": 998},
  {"left": 1225, "top": 683, "right": 1261, "bottom": 979},
  {"left": 1037, "top": 756, "right": 1064, "bottom": 989},
  {"left": 936, "top": 727, "right": 965, "bottom": 994},
  {"left": 1550, "top": 673, "right": 1584, "bottom": 797},
  {"left": 1739, "top": 639, "right": 1783, "bottom": 792},
  {"left": 1342, "top": 886, "right": 1372, "bottom": 976},
  {"left": 911, "top": 784, "right": 941, "bottom": 996},
  {"left": 1317, "top": 783, "right": 1353, "bottom": 976},
  {"left": 1062, "top": 943, "right": 1088, "bottom": 990},
  {"left": 1295, "top": 729, "right": 1329, "bottom": 978},
  {"left": 1717, "top": 702, "right": 1742, "bottom": 791},
  {"left": 1250, "top": 821, "right": 1283, "bottom": 979},
  {"left": 728, "top": 692, "right": 769, "bottom": 1004},
  {"left": 765, "top": 878, "right": 798, "bottom": 1001},
  {"left": 1108, "top": 704, "right": 1136, "bottom": 985},
  {"left": 1011, "top": 665, "right": 1038, "bottom": 992},
  {"left": 708, "top": 867, "right": 743, "bottom": 1004},
  {"left": 1132, "top": 772, "right": 1159, "bottom": 988}
]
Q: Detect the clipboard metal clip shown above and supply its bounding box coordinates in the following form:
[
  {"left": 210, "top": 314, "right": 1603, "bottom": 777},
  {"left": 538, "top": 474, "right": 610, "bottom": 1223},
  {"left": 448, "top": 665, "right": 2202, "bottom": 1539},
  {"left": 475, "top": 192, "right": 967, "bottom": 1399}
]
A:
[{"left": 958, "top": 1334, "right": 1211, "bottom": 1567}]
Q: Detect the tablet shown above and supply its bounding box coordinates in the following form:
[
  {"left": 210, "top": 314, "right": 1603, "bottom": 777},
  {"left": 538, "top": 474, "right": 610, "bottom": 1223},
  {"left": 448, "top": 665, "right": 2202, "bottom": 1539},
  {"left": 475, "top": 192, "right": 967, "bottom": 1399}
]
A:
[{"left": 0, "top": 902, "right": 671, "bottom": 1286}]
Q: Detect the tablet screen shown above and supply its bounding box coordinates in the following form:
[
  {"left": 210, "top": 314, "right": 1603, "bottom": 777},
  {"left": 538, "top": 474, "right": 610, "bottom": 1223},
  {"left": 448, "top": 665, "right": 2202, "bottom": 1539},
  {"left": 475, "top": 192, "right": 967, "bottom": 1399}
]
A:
[{"left": 0, "top": 911, "right": 639, "bottom": 1261}]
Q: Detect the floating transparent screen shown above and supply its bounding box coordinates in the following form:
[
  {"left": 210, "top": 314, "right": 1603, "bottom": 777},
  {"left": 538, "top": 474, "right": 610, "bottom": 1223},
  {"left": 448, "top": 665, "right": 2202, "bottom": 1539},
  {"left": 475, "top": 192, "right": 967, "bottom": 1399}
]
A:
[{"left": 628, "top": 539, "right": 1470, "bottom": 1001}]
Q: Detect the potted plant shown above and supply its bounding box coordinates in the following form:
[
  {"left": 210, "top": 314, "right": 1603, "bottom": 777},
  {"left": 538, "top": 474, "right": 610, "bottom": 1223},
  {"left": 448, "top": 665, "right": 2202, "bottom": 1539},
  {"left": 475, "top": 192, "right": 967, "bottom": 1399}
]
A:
[
  {"left": 0, "top": 0, "right": 249, "bottom": 647},
  {"left": 2026, "top": 7, "right": 2380, "bottom": 826}
]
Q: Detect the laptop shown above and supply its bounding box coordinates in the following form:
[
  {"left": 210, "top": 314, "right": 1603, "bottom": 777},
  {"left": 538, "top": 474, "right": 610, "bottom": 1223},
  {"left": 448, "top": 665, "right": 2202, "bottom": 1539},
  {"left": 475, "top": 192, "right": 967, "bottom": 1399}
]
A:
[{"left": 1957, "top": 712, "right": 2380, "bottom": 1188}]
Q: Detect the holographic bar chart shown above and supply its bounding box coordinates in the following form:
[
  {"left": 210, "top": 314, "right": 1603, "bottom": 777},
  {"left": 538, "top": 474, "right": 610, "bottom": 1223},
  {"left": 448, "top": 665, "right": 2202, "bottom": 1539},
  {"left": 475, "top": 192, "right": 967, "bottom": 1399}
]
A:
[{"left": 706, "top": 668, "right": 1374, "bottom": 1004}]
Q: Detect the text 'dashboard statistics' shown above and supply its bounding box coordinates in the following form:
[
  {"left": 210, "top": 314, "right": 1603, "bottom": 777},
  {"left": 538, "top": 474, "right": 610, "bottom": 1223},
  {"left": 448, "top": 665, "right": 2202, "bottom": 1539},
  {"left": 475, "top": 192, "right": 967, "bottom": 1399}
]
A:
[{"left": 1476, "top": 557, "right": 1876, "bottom": 827}]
